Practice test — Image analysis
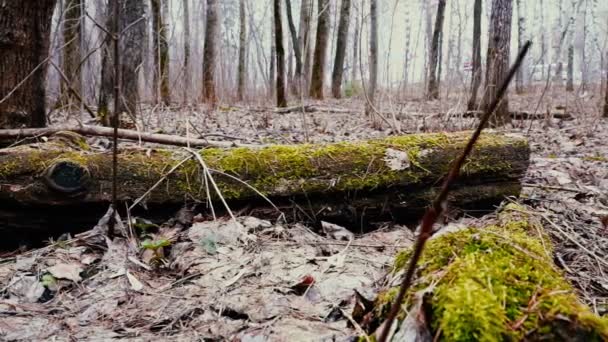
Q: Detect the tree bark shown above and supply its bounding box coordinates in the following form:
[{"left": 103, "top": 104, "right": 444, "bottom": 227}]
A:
[
  {"left": 515, "top": 0, "right": 525, "bottom": 94},
  {"left": 351, "top": 13, "right": 360, "bottom": 84},
  {"left": 119, "top": 0, "right": 146, "bottom": 117},
  {"left": 365, "top": 0, "right": 378, "bottom": 115},
  {"left": 98, "top": 0, "right": 115, "bottom": 125},
  {"left": 0, "top": 132, "right": 529, "bottom": 235},
  {"left": 151, "top": 0, "right": 171, "bottom": 106},
  {"left": 274, "top": 0, "right": 287, "bottom": 107},
  {"left": 426, "top": 0, "right": 446, "bottom": 100},
  {"left": 331, "top": 0, "right": 351, "bottom": 98},
  {"left": 299, "top": 0, "right": 313, "bottom": 93},
  {"left": 482, "top": 0, "right": 513, "bottom": 127},
  {"left": 285, "top": 0, "right": 302, "bottom": 84},
  {"left": 61, "top": 0, "right": 83, "bottom": 109},
  {"left": 202, "top": 0, "right": 219, "bottom": 105},
  {"left": 309, "top": 0, "right": 330, "bottom": 99},
  {"left": 237, "top": 0, "right": 247, "bottom": 101},
  {"left": 0, "top": 1, "right": 57, "bottom": 129},
  {"left": 467, "top": 0, "right": 483, "bottom": 111},
  {"left": 183, "top": 0, "right": 191, "bottom": 104},
  {"left": 604, "top": 51, "right": 608, "bottom": 118}
]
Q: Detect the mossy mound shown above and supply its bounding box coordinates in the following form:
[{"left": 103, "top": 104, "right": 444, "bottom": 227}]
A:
[{"left": 368, "top": 205, "right": 608, "bottom": 341}]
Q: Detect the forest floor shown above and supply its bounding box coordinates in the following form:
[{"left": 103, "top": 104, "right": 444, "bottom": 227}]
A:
[{"left": 1, "top": 88, "right": 608, "bottom": 340}]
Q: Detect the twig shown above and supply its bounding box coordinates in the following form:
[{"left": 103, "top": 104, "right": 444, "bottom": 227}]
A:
[
  {"left": 48, "top": 61, "right": 96, "bottom": 119},
  {"left": 377, "top": 41, "right": 532, "bottom": 342}
]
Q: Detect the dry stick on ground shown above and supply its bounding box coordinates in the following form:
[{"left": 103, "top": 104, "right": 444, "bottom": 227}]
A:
[
  {"left": 377, "top": 41, "right": 532, "bottom": 342},
  {"left": 0, "top": 125, "right": 260, "bottom": 148}
]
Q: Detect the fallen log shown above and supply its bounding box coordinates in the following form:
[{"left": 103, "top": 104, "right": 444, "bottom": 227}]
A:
[
  {"left": 0, "top": 131, "right": 529, "bottom": 246},
  {"left": 0, "top": 125, "right": 260, "bottom": 148},
  {"left": 358, "top": 205, "right": 608, "bottom": 340}
]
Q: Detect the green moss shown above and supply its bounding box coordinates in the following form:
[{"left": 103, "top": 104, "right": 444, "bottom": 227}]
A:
[
  {"left": 378, "top": 207, "right": 608, "bottom": 341},
  {"left": 583, "top": 154, "right": 607, "bottom": 162}
]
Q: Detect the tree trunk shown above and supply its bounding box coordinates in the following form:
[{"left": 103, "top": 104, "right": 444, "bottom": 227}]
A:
[
  {"left": 402, "top": 4, "right": 411, "bottom": 93},
  {"left": 0, "top": 1, "right": 57, "bottom": 129},
  {"left": 151, "top": 0, "right": 171, "bottom": 106},
  {"left": 119, "top": 0, "right": 146, "bottom": 116},
  {"left": 61, "top": 0, "right": 83, "bottom": 109},
  {"left": 98, "top": 0, "right": 115, "bottom": 125},
  {"left": 566, "top": 45, "right": 574, "bottom": 92},
  {"left": 515, "top": 0, "right": 525, "bottom": 93},
  {"left": 426, "top": 0, "right": 446, "bottom": 100},
  {"left": 285, "top": 0, "right": 302, "bottom": 85},
  {"left": 331, "top": 0, "right": 351, "bottom": 98},
  {"left": 274, "top": 0, "right": 287, "bottom": 107},
  {"left": 604, "top": 51, "right": 608, "bottom": 118},
  {"left": 237, "top": 0, "right": 247, "bottom": 101},
  {"left": 0, "top": 131, "right": 529, "bottom": 238},
  {"left": 202, "top": 0, "right": 219, "bottom": 105},
  {"left": 183, "top": 0, "right": 191, "bottom": 105},
  {"left": 351, "top": 13, "right": 360, "bottom": 84},
  {"left": 482, "top": 0, "right": 513, "bottom": 127},
  {"left": 467, "top": 0, "right": 483, "bottom": 111},
  {"left": 365, "top": 0, "right": 379, "bottom": 115},
  {"left": 309, "top": 0, "right": 330, "bottom": 99},
  {"left": 299, "top": 0, "right": 313, "bottom": 93}
]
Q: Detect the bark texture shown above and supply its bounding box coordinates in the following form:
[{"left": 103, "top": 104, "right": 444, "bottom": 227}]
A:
[
  {"left": 515, "top": 0, "right": 525, "bottom": 93},
  {"left": 0, "top": 1, "right": 57, "bottom": 129},
  {"left": 237, "top": 0, "right": 247, "bottom": 101},
  {"left": 202, "top": 0, "right": 219, "bottom": 104},
  {"left": 331, "top": 0, "right": 351, "bottom": 98},
  {"left": 426, "top": 0, "right": 447, "bottom": 100},
  {"left": 274, "top": 0, "right": 287, "bottom": 107},
  {"left": 365, "top": 0, "right": 378, "bottom": 115},
  {"left": 119, "top": 0, "right": 146, "bottom": 116},
  {"left": 482, "top": 0, "right": 513, "bottom": 127},
  {"left": 467, "top": 0, "right": 483, "bottom": 111},
  {"left": 183, "top": 0, "right": 191, "bottom": 104},
  {"left": 61, "top": 0, "right": 83, "bottom": 108},
  {"left": 309, "top": 0, "right": 330, "bottom": 99},
  {"left": 299, "top": 0, "right": 313, "bottom": 92},
  {"left": 151, "top": 0, "right": 171, "bottom": 105}
]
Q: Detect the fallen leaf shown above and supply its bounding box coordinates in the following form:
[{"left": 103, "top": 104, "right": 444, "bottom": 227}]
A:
[
  {"left": 47, "top": 263, "right": 83, "bottom": 282},
  {"left": 126, "top": 271, "right": 144, "bottom": 291}
]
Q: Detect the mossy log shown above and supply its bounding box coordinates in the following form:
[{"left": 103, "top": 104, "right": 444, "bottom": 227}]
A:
[
  {"left": 361, "top": 205, "right": 608, "bottom": 341},
  {"left": 0, "top": 131, "right": 529, "bottom": 245}
]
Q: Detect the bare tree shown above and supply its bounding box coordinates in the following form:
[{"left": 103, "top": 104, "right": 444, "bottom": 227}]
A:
[
  {"left": 0, "top": 1, "right": 57, "bottom": 128},
  {"left": 237, "top": 0, "right": 247, "bottom": 101},
  {"left": 426, "top": 0, "right": 447, "bottom": 100},
  {"left": 151, "top": 0, "right": 171, "bottom": 105},
  {"left": 285, "top": 0, "right": 302, "bottom": 92},
  {"left": 183, "top": 0, "right": 191, "bottom": 104},
  {"left": 299, "top": 0, "right": 313, "bottom": 91},
  {"left": 515, "top": 0, "right": 525, "bottom": 93},
  {"left": 120, "top": 0, "right": 146, "bottom": 116},
  {"left": 467, "top": 0, "right": 483, "bottom": 111},
  {"left": 566, "top": 0, "right": 577, "bottom": 92},
  {"left": 331, "top": 0, "right": 351, "bottom": 98},
  {"left": 275, "top": 0, "right": 287, "bottom": 107},
  {"left": 309, "top": 0, "right": 330, "bottom": 99},
  {"left": 61, "top": 0, "right": 83, "bottom": 108},
  {"left": 351, "top": 10, "right": 359, "bottom": 83},
  {"left": 366, "top": 0, "right": 378, "bottom": 114},
  {"left": 482, "top": 0, "right": 513, "bottom": 126},
  {"left": 604, "top": 51, "right": 608, "bottom": 117},
  {"left": 203, "top": 0, "right": 219, "bottom": 104}
]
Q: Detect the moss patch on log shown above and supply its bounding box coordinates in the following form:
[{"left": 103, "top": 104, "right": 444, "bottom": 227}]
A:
[
  {"left": 0, "top": 132, "right": 529, "bottom": 205},
  {"left": 372, "top": 204, "right": 608, "bottom": 341}
]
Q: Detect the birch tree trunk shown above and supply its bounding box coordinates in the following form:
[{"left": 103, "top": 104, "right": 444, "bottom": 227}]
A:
[
  {"left": 309, "top": 0, "right": 330, "bottom": 99},
  {"left": 274, "top": 0, "right": 287, "bottom": 107},
  {"left": 467, "top": 0, "right": 483, "bottom": 111},
  {"left": 202, "top": 0, "right": 219, "bottom": 104},
  {"left": 0, "top": 1, "right": 57, "bottom": 129},
  {"left": 237, "top": 0, "right": 247, "bottom": 101},
  {"left": 331, "top": 0, "right": 351, "bottom": 98},
  {"left": 482, "top": 0, "right": 513, "bottom": 127}
]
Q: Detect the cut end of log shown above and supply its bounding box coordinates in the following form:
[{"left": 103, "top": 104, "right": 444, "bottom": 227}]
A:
[{"left": 43, "top": 160, "right": 90, "bottom": 194}]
